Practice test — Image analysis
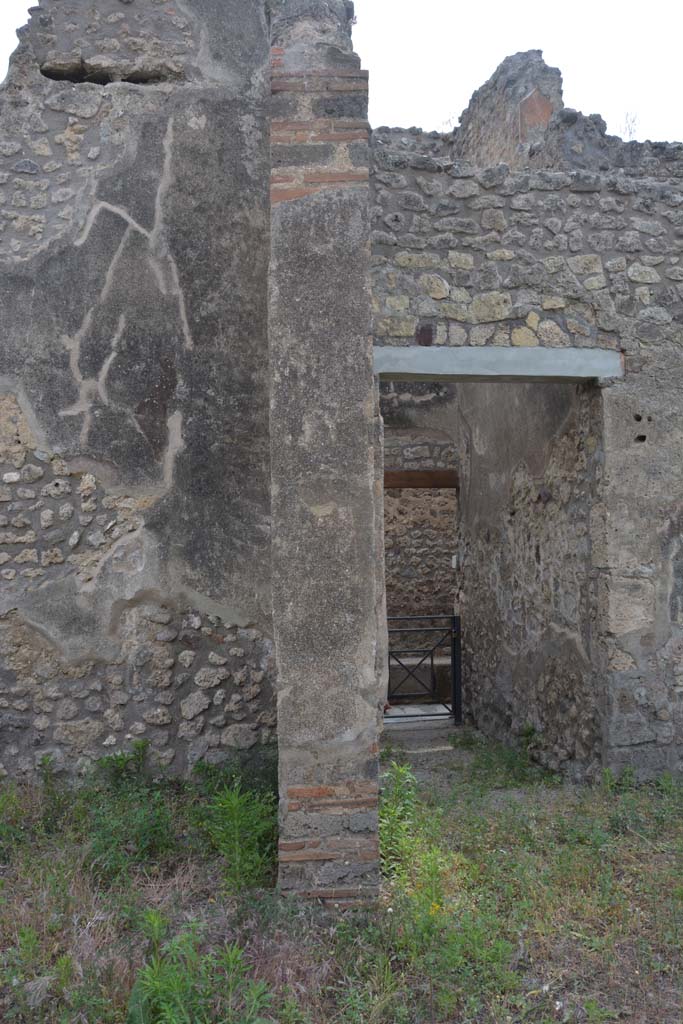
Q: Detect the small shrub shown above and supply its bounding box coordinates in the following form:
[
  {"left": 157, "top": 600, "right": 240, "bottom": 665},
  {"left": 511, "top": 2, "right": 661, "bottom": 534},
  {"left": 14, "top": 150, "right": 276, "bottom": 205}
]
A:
[
  {"left": 200, "top": 783, "right": 277, "bottom": 893},
  {"left": 601, "top": 765, "right": 637, "bottom": 793},
  {"left": 379, "top": 762, "right": 417, "bottom": 876},
  {"left": 127, "top": 929, "right": 272, "bottom": 1024},
  {"left": 96, "top": 740, "right": 151, "bottom": 791},
  {"left": 86, "top": 789, "right": 177, "bottom": 882}
]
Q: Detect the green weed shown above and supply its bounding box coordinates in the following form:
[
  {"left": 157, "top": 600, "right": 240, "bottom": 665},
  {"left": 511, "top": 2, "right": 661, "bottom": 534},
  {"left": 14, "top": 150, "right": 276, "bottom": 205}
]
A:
[
  {"left": 127, "top": 929, "right": 272, "bottom": 1024},
  {"left": 583, "top": 998, "right": 620, "bottom": 1022},
  {"left": 192, "top": 749, "right": 278, "bottom": 798},
  {"left": 37, "top": 755, "right": 72, "bottom": 833},
  {"left": 85, "top": 789, "right": 177, "bottom": 882},
  {"left": 95, "top": 740, "right": 151, "bottom": 791},
  {"left": 200, "top": 783, "right": 277, "bottom": 893},
  {"left": 379, "top": 761, "right": 418, "bottom": 876},
  {"left": 0, "top": 784, "right": 26, "bottom": 861},
  {"left": 2, "top": 743, "right": 683, "bottom": 1023}
]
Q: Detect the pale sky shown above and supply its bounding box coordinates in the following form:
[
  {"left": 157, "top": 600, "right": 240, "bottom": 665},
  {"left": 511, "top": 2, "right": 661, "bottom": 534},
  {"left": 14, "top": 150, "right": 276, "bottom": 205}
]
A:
[{"left": 1, "top": 0, "right": 681, "bottom": 143}]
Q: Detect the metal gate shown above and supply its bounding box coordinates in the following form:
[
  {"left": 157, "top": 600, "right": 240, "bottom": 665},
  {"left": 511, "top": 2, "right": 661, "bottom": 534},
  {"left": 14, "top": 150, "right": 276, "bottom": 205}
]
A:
[{"left": 386, "top": 614, "right": 462, "bottom": 723}]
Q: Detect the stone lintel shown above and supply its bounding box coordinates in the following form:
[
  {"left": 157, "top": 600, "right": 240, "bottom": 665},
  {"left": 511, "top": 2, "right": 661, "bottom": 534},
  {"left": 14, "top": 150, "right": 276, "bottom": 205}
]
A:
[{"left": 373, "top": 345, "right": 624, "bottom": 383}]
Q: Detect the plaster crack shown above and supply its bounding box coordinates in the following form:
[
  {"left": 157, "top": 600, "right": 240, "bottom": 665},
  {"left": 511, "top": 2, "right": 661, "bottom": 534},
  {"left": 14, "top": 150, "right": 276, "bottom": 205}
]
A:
[
  {"left": 59, "top": 117, "right": 194, "bottom": 448},
  {"left": 97, "top": 314, "right": 126, "bottom": 406},
  {"left": 59, "top": 221, "right": 132, "bottom": 445},
  {"left": 163, "top": 410, "right": 185, "bottom": 490},
  {"left": 149, "top": 118, "right": 194, "bottom": 351},
  {"left": 76, "top": 204, "right": 150, "bottom": 247}
]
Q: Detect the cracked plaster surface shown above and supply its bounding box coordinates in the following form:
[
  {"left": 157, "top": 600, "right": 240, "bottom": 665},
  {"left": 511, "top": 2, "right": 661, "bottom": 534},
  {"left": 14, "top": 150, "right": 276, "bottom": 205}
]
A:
[{"left": 0, "top": 1, "right": 274, "bottom": 777}]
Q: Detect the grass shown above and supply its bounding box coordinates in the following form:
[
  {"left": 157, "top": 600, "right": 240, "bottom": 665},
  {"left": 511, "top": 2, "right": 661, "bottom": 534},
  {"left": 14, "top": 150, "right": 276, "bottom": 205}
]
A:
[{"left": 1, "top": 738, "right": 682, "bottom": 1022}]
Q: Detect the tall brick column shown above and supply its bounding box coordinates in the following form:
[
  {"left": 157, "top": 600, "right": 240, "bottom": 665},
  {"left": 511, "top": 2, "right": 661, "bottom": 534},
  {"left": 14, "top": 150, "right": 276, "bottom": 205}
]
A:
[{"left": 268, "top": 1, "right": 381, "bottom": 904}]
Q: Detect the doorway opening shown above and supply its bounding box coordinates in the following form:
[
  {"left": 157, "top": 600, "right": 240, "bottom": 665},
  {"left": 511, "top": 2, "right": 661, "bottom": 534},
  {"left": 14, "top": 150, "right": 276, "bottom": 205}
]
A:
[
  {"left": 382, "top": 426, "right": 461, "bottom": 723},
  {"left": 376, "top": 353, "right": 610, "bottom": 776}
]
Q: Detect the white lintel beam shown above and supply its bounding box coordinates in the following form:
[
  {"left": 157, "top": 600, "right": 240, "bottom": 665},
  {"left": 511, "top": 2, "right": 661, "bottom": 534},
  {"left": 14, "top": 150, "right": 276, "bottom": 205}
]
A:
[{"left": 373, "top": 345, "right": 624, "bottom": 383}]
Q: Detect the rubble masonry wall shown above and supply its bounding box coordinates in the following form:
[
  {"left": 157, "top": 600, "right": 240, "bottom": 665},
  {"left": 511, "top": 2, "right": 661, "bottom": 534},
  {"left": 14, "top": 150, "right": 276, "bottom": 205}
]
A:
[
  {"left": 0, "top": 0, "right": 276, "bottom": 778},
  {"left": 371, "top": 122, "right": 683, "bottom": 777}
]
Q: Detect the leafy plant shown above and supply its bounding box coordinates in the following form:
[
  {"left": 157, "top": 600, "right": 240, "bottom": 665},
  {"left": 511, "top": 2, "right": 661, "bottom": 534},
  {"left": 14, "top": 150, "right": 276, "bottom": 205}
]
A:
[
  {"left": 601, "top": 765, "right": 637, "bottom": 794},
  {"left": 96, "top": 740, "right": 151, "bottom": 791},
  {"left": 200, "top": 783, "right": 277, "bottom": 892},
  {"left": 127, "top": 930, "right": 272, "bottom": 1024},
  {"left": 277, "top": 991, "right": 313, "bottom": 1024},
  {"left": 379, "top": 761, "right": 417, "bottom": 876},
  {"left": 86, "top": 789, "right": 176, "bottom": 882},
  {"left": 141, "top": 909, "right": 170, "bottom": 953},
  {"left": 379, "top": 739, "right": 407, "bottom": 765}
]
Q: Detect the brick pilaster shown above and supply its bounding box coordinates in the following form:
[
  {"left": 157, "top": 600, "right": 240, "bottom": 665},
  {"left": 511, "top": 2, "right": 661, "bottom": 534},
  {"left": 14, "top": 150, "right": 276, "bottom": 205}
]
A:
[{"left": 268, "top": 16, "right": 380, "bottom": 905}]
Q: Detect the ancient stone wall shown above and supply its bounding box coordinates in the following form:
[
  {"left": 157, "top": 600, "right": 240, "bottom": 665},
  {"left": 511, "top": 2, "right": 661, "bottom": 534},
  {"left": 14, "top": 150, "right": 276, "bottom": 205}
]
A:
[
  {"left": 453, "top": 50, "right": 563, "bottom": 169},
  {"left": 452, "top": 382, "right": 603, "bottom": 778},
  {"left": 421, "top": 49, "right": 683, "bottom": 180},
  {"left": 371, "top": 107, "right": 683, "bottom": 778},
  {"left": 0, "top": 0, "right": 275, "bottom": 777},
  {"left": 383, "top": 488, "right": 457, "bottom": 618},
  {"left": 3, "top": 1, "right": 683, "bottom": 904},
  {"left": 529, "top": 110, "right": 683, "bottom": 181},
  {"left": 0, "top": 0, "right": 382, "bottom": 904},
  {"left": 372, "top": 128, "right": 682, "bottom": 353},
  {"left": 383, "top": 431, "right": 458, "bottom": 618}
]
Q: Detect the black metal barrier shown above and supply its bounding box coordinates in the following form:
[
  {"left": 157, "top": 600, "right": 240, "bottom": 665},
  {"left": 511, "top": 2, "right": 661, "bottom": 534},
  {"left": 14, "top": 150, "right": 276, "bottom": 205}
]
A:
[{"left": 386, "top": 614, "right": 462, "bottom": 723}]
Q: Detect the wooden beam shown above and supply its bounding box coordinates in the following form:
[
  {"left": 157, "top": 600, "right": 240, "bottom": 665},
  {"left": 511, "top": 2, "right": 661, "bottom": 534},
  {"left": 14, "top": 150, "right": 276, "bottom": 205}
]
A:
[{"left": 384, "top": 469, "right": 458, "bottom": 490}]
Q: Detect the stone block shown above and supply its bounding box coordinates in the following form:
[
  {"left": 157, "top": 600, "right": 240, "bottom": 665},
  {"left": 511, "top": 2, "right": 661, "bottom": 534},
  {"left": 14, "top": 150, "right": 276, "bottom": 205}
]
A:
[
  {"left": 607, "top": 578, "right": 656, "bottom": 637},
  {"left": 471, "top": 291, "right": 513, "bottom": 323}
]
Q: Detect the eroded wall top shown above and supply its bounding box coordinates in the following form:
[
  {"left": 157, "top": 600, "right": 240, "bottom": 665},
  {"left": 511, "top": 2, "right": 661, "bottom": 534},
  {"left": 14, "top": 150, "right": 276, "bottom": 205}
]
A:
[
  {"left": 454, "top": 50, "right": 563, "bottom": 168},
  {"left": 270, "top": 0, "right": 358, "bottom": 71},
  {"left": 19, "top": 0, "right": 199, "bottom": 85},
  {"left": 375, "top": 50, "right": 683, "bottom": 179}
]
